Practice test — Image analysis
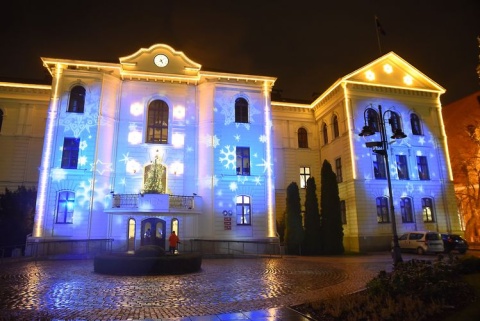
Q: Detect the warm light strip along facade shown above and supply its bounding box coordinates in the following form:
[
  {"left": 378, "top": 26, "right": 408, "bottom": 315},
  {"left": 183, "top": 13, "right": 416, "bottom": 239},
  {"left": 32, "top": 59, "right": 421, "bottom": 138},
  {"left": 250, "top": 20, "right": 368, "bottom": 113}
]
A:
[
  {"left": 263, "top": 81, "right": 276, "bottom": 237},
  {"left": 342, "top": 83, "right": 357, "bottom": 180},
  {"left": 0, "top": 82, "right": 51, "bottom": 90},
  {"left": 34, "top": 64, "right": 62, "bottom": 237}
]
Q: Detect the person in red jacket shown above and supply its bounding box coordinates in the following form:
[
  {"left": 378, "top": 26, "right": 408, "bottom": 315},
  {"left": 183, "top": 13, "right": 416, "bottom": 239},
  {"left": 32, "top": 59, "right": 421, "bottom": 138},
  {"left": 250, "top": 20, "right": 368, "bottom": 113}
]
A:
[{"left": 168, "top": 231, "right": 180, "bottom": 254}]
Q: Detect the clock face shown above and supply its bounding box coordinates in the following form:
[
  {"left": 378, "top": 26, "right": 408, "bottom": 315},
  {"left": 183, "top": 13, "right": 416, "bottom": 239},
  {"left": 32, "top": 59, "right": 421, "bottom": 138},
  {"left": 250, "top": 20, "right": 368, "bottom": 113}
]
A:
[{"left": 154, "top": 54, "right": 169, "bottom": 67}]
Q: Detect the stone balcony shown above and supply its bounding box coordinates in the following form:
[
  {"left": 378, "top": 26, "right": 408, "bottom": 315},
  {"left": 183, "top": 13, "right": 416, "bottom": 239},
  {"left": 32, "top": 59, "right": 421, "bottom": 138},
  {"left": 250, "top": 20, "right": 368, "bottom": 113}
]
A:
[{"left": 104, "top": 193, "right": 203, "bottom": 214}]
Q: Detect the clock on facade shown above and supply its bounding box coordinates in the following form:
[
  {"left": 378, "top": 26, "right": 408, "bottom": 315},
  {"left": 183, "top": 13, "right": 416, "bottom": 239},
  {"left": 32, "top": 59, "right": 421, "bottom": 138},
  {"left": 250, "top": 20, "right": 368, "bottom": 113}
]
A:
[{"left": 154, "top": 54, "right": 169, "bottom": 67}]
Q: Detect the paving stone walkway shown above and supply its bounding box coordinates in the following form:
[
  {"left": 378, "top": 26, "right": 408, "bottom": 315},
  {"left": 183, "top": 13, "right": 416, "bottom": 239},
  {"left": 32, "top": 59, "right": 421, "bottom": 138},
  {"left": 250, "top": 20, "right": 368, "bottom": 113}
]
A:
[{"left": 0, "top": 253, "right": 410, "bottom": 320}]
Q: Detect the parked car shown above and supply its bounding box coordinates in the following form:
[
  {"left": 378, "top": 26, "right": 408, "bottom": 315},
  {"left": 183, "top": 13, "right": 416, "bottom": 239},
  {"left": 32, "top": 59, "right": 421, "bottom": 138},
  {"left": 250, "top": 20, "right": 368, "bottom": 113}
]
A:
[
  {"left": 441, "top": 233, "right": 469, "bottom": 254},
  {"left": 396, "top": 231, "right": 444, "bottom": 255}
]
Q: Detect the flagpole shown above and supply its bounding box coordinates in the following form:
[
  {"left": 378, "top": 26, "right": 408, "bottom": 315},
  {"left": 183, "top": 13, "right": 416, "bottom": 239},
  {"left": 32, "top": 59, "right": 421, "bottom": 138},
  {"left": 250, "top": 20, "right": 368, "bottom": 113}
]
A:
[{"left": 375, "top": 15, "right": 383, "bottom": 55}]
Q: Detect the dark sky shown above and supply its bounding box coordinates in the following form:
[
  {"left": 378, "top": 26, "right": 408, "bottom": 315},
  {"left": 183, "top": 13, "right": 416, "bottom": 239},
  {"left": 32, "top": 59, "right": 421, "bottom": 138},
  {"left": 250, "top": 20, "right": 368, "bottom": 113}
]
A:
[{"left": 1, "top": 0, "right": 478, "bottom": 104}]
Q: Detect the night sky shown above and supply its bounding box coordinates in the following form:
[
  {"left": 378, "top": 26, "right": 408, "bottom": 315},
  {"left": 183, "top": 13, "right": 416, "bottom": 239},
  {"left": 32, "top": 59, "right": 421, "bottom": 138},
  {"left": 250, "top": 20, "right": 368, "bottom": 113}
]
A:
[{"left": 1, "top": 0, "right": 478, "bottom": 104}]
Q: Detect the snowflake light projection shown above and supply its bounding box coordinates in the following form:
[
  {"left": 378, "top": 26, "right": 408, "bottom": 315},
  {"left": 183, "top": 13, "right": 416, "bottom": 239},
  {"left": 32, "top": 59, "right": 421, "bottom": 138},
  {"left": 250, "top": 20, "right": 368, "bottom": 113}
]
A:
[
  {"left": 79, "top": 141, "right": 88, "bottom": 150},
  {"left": 130, "top": 102, "right": 143, "bottom": 116},
  {"left": 120, "top": 153, "right": 131, "bottom": 164},
  {"left": 254, "top": 176, "right": 262, "bottom": 185},
  {"left": 51, "top": 169, "right": 67, "bottom": 182},
  {"left": 229, "top": 181, "right": 238, "bottom": 191},
  {"left": 76, "top": 179, "right": 110, "bottom": 210},
  {"left": 259, "top": 134, "right": 267, "bottom": 143},
  {"left": 90, "top": 160, "right": 113, "bottom": 175},
  {"left": 219, "top": 145, "right": 236, "bottom": 169},
  {"left": 126, "top": 159, "right": 141, "bottom": 174},
  {"left": 217, "top": 95, "right": 261, "bottom": 130},
  {"left": 61, "top": 112, "right": 99, "bottom": 137},
  {"left": 234, "top": 134, "right": 241, "bottom": 141},
  {"left": 201, "top": 134, "right": 220, "bottom": 148},
  {"left": 256, "top": 158, "right": 273, "bottom": 174},
  {"left": 202, "top": 175, "right": 218, "bottom": 189},
  {"left": 78, "top": 156, "right": 87, "bottom": 166},
  {"left": 237, "top": 176, "right": 248, "bottom": 184}
]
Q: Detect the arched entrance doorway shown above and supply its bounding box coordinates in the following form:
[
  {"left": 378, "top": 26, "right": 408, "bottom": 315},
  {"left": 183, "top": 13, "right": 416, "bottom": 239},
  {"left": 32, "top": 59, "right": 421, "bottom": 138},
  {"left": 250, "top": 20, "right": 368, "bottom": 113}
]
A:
[
  {"left": 127, "top": 218, "right": 136, "bottom": 252},
  {"left": 141, "top": 218, "right": 166, "bottom": 249}
]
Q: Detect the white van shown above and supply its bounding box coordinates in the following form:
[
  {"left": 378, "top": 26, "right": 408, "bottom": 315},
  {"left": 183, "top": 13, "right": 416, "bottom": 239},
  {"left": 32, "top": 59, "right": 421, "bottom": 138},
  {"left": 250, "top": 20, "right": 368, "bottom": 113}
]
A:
[{"left": 397, "top": 231, "right": 444, "bottom": 255}]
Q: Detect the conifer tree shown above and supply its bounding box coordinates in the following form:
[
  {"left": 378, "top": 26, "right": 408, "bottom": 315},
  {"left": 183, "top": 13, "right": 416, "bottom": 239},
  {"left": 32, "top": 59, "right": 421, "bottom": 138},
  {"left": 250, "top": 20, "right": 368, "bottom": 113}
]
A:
[
  {"left": 284, "top": 182, "right": 304, "bottom": 254},
  {"left": 303, "top": 177, "right": 322, "bottom": 255},
  {"left": 320, "top": 160, "right": 344, "bottom": 254}
]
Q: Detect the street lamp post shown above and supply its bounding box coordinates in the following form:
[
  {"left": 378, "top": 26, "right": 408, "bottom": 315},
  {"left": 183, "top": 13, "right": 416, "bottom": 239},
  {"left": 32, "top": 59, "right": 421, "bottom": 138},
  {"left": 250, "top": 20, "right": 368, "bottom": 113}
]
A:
[{"left": 359, "top": 104, "right": 406, "bottom": 265}]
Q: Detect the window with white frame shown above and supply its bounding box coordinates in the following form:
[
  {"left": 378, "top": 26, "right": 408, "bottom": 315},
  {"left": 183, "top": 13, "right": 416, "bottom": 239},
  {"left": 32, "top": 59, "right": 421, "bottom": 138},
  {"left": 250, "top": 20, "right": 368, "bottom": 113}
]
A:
[
  {"left": 333, "top": 115, "right": 339, "bottom": 138},
  {"left": 422, "top": 198, "right": 435, "bottom": 222},
  {"left": 236, "top": 195, "right": 251, "bottom": 225},
  {"left": 298, "top": 127, "right": 308, "bottom": 148},
  {"left": 417, "top": 156, "right": 430, "bottom": 180},
  {"left": 236, "top": 147, "right": 250, "bottom": 175},
  {"left": 335, "top": 157, "right": 343, "bottom": 183},
  {"left": 300, "top": 167, "right": 311, "bottom": 188},
  {"left": 396, "top": 154, "right": 409, "bottom": 180},
  {"left": 400, "top": 197, "right": 414, "bottom": 223},
  {"left": 56, "top": 191, "right": 75, "bottom": 223},
  {"left": 235, "top": 97, "right": 249, "bottom": 123},
  {"left": 61, "top": 137, "right": 80, "bottom": 169},
  {"left": 376, "top": 196, "right": 390, "bottom": 223},
  {"left": 146, "top": 100, "right": 169, "bottom": 144},
  {"left": 67, "top": 85, "right": 86, "bottom": 113},
  {"left": 410, "top": 113, "right": 423, "bottom": 135},
  {"left": 373, "top": 154, "right": 387, "bottom": 179}
]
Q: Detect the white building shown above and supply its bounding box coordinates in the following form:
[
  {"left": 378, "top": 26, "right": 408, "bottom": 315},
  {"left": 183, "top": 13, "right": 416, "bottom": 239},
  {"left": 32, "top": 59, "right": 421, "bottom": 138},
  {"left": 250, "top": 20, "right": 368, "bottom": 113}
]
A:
[{"left": 0, "top": 44, "right": 462, "bottom": 255}]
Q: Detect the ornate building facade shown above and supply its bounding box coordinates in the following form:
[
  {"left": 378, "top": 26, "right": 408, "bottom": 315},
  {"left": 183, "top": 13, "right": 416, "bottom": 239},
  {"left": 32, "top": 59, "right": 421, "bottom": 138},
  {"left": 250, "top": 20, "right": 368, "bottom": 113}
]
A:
[{"left": 0, "top": 44, "right": 462, "bottom": 254}]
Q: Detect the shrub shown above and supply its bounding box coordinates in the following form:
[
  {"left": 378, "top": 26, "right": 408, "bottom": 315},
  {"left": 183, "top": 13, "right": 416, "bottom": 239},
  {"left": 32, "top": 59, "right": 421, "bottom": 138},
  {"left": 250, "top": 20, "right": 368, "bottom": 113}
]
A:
[{"left": 293, "top": 257, "right": 479, "bottom": 320}]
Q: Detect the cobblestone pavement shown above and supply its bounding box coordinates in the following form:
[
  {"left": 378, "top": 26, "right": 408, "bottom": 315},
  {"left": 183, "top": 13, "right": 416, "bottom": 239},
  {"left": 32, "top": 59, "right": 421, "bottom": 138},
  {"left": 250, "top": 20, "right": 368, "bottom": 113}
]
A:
[{"left": 0, "top": 253, "right": 418, "bottom": 320}]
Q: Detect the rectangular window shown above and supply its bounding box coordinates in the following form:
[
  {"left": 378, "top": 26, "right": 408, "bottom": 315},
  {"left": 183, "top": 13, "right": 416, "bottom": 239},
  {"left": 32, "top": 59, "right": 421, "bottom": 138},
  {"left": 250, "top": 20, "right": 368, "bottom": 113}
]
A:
[
  {"left": 236, "top": 147, "right": 250, "bottom": 175},
  {"left": 417, "top": 156, "right": 430, "bottom": 180},
  {"left": 373, "top": 154, "right": 386, "bottom": 179},
  {"left": 236, "top": 195, "right": 251, "bottom": 225},
  {"left": 400, "top": 198, "right": 414, "bottom": 223},
  {"left": 422, "top": 198, "right": 435, "bottom": 222},
  {"left": 300, "top": 167, "right": 311, "bottom": 188},
  {"left": 376, "top": 197, "right": 390, "bottom": 223},
  {"left": 335, "top": 157, "right": 343, "bottom": 183},
  {"left": 396, "top": 155, "right": 409, "bottom": 180},
  {"left": 61, "top": 138, "right": 80, "bottom": 169},
  {"left": 340, "top": 200, "right": 347, "bottom": 225},
  {"left": 56, "top": 191, "right": 75, "bottom": 223}
]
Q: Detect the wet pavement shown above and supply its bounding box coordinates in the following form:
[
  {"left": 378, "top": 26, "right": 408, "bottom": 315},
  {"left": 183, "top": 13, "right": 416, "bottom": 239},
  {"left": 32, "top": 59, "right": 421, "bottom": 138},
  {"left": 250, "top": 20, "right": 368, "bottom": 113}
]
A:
[{"left": 0, "top": 253, "right": 418, "bottom": 320}]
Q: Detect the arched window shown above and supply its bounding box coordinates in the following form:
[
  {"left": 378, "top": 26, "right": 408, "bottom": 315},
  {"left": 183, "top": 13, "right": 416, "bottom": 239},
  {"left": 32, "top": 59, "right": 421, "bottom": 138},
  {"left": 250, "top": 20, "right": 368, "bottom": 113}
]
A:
[
  {"left": 171, "top": 218, "right": 179, "bottom": 235},
  {"left": 389, "top": 111, "right": 402, "bottom": 134},
  {"left": 366, "top": 108, "right": 379, "bottom": 133},
  {"left": 298, "top": 127, "right": 308, "bottom": 148},
  {"left": 235, "top": 97, "right": 249, "bottom": 123},
  {"left": 67, "top": 85, "right": 86, "bottom": 113},
  {"left": 400, "top": 197, "right": 414, "bottom": 223},
  {"left": 322, "top": 123, "right": 328, "bottom": 145},
  {"left": 56, "top": 191, "right": 75, "bottom": 223},
  {"left": 410, "top": 113, "right": 423, "bottom": 135},
  {"left": 333, "top": 115, "right": 339, "bottom": 138},
  {"left": 422, "top": 198, "right": 435, "bottom": 222},
  {"left": 376, "top": 196, "right": 390, "bottom": 223},
  {"left": 236, "top": 195, "right": 251, "bottom": 225},
  {"left": 127, "top": 218, "right": 136, "bottom": 252},
  {"left": 146, "top": 100, "right": 169, "bottom": 143}
]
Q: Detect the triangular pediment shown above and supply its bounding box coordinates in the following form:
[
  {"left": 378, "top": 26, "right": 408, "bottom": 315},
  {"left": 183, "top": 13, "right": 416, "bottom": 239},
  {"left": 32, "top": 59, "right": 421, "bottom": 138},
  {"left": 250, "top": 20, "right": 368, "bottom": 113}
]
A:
[
  {"left": 344, "top": 52, "right": 444, "bottom": 93},
  {"left": 119, "top": 44, "right": 201, "bottom": 77}
]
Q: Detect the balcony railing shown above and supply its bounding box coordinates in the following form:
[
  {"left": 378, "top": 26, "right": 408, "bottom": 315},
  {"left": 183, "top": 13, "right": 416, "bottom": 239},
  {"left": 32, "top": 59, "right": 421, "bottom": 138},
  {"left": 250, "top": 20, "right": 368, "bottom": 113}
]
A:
[{"left": 107, "top": 193, "right": 201, "bottom": 213}]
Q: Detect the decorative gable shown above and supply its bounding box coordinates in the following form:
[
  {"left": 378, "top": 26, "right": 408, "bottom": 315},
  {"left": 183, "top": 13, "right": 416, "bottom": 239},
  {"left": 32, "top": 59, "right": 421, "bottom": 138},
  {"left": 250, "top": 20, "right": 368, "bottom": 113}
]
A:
[
  {"left": 344, "top": 52, "right": 445, "bottom": 93},
  {"left": 119, "top": 44, "right": 201, "bottom": 77}
]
